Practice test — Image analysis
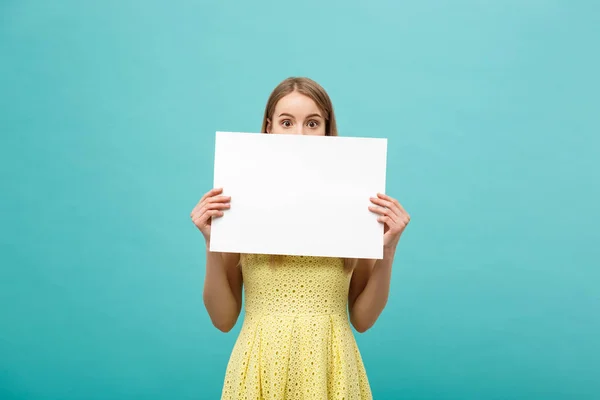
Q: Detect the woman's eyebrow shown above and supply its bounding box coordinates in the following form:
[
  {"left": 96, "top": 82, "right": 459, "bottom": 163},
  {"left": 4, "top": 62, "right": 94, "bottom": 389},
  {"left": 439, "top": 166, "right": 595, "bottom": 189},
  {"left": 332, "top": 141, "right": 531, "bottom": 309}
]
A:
[
  {"left": 278, "top": 113, "right": 295, "bottom": 118},
  {"left": 277, "top": 112, "right": 323, "bottom": 119}
]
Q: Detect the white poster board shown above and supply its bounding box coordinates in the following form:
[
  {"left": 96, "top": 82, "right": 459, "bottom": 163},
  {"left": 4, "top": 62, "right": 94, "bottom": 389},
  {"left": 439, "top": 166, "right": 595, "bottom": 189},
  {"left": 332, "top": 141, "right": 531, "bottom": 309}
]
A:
[{"left": 209, "top": 131, "right": 388, "bottom": 259}]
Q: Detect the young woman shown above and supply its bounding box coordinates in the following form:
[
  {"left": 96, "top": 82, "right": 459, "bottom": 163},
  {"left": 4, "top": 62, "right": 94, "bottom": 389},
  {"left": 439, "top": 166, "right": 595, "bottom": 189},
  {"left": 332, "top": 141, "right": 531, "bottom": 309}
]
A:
[{"left": 190, "top": 77, "right": 410, "bottom": 399}]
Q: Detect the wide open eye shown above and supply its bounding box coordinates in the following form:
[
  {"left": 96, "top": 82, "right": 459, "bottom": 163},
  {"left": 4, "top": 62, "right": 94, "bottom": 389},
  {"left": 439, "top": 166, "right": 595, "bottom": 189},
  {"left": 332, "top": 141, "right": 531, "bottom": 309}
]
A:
[
  {"left": 281, "top": 119, "right": 292, "bottom": 127},
  {"left": 307, "top": 120, "right": 320, "bottom": 128}
]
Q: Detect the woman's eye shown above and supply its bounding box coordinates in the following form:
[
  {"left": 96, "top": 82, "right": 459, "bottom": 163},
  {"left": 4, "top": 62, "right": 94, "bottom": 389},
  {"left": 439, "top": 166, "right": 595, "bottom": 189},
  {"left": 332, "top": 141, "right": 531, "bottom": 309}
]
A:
[
  {"left": 281, "top": 120, "right": 292, "bottom": 127},
  {"left": 307, "top": 120, "right": 320, "bottom": 128}
]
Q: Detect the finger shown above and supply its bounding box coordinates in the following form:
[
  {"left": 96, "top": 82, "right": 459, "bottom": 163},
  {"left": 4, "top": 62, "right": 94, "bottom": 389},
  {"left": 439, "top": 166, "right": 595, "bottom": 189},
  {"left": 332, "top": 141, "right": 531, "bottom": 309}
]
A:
[
  {"left": 368, "top": 205, "right": 398, "bottom": 222},
  {"left": 193, "top": 209, "right": 224, "bottom": 224},
  {"left": 200, "top": 188, "right": 223, "bottom": 204},
  {"left": 377, "top": 193, "right": 407, "bottom": 215},
  {"left": 370, "top": 197, "right": 401, "bottom": 219},
  {"left": 192, "top": 213, "right": 221, "bottom": 229},
  {"left": 193, "top": 190, "right": 220, "bottom": 215},
  {"left": 201, "top": 202, "right": 231, "bottom": 214},
  {"left": 377, "top": 216, "right": 392, "bottom": 226},
  {"left": 370, "top": 196, "right": 395, "bottom": 210},
  {"left": 192, "top": 202, "right": 230, "bottom": 220},
  {"left": 208, "top": 202, "right": 231, "bottom": 210},
  {"left": 193, "top": 195, "right": 230, "bottom": 216},
  {"left": 203, "top": 195, "right": 231, "bottom": 205},
  {"left": 198, "top": 196, "right": 231, "bottom": 213},
  {"left": 206, "top": 210, "right": 225, "bottom": 219}
]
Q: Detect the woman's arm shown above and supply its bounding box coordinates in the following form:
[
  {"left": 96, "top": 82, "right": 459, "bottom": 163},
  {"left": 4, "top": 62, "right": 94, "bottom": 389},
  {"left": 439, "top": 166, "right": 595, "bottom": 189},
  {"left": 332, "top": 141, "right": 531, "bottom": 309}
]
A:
[
  {"left": 348, "top": 251, "right": 394, "bottom": 333},
  {"left": 190, "top": 188, "right": 243, "bottom": 332},
  {"left": 203, "top": 248, "right": 243, "bottom": 332},
  {"left": 348, "top": 193, "right": 410, "bottom": 333}
]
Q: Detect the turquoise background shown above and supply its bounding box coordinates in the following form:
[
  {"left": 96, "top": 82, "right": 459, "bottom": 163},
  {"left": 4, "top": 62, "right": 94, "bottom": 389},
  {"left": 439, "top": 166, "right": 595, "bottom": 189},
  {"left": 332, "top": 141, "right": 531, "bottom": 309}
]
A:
[{"left": 1, "top": 0, "right": 599, "bottom": 399}]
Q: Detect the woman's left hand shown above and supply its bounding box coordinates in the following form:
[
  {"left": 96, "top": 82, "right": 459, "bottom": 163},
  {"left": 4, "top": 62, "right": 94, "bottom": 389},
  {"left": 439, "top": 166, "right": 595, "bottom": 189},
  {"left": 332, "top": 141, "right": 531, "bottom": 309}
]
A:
[{"left": 369, "top": 193, "right": 411, "bottom": 250}]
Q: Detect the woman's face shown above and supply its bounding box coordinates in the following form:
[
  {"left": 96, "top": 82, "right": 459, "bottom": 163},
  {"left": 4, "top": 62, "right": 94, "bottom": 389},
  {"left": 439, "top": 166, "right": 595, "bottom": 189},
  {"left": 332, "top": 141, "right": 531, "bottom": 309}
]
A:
[{"left": 267, "top": 91, "right": 326, "bottom": 136}]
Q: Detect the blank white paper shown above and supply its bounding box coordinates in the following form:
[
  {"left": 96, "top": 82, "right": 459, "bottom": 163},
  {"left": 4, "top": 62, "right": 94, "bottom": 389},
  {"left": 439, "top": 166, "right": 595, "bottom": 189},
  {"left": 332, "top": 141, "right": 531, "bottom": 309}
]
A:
[{"left": 209, "top": 131, "right": 388, "bottom": 259}]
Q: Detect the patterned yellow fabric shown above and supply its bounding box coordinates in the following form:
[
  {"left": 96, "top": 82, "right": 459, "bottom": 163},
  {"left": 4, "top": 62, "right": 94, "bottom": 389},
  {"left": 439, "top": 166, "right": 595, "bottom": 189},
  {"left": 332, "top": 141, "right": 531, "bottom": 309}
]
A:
[{"left": 221, "top": 254, "right": 372, "bottom": 399}]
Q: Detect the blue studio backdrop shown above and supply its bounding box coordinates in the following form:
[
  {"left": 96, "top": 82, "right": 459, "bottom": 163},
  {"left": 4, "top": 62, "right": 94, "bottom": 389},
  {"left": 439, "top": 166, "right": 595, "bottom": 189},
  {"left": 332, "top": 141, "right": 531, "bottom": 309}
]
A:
[{"left": 1, "top": 1, "right": 599, "bottom": 399}]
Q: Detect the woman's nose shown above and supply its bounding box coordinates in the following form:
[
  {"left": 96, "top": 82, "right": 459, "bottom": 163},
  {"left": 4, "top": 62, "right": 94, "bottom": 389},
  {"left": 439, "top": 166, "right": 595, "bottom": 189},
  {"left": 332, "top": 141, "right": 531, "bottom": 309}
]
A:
[{"left": 295, "top": 125, "right": 307, "bottom": 135}]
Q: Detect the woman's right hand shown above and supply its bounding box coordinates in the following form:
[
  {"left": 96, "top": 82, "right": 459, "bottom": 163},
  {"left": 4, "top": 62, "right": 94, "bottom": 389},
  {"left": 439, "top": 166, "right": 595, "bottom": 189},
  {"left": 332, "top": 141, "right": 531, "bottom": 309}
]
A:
[{"left": 190, "top": 188, "right": 231, "bottom": 244}]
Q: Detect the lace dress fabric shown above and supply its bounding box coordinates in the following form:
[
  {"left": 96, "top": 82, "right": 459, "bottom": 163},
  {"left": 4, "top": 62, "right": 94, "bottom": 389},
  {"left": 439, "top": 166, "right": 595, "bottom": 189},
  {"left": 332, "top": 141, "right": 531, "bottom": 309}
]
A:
[{"left": 221, "top": 254, "right": 372, "bottom": 399}]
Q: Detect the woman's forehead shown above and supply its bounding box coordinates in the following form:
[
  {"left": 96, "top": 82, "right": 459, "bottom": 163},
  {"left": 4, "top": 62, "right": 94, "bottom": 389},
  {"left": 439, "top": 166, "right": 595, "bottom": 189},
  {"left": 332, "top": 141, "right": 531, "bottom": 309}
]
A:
[{"left": 274, "top": 92, "right": 323, "bottom": 117}]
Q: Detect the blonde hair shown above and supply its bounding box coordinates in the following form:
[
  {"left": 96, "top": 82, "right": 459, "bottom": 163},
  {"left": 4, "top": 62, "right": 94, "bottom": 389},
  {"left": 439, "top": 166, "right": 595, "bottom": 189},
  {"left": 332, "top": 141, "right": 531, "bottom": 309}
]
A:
[{"left": 261, "top": 77, "right": 356, "bottom": 272}]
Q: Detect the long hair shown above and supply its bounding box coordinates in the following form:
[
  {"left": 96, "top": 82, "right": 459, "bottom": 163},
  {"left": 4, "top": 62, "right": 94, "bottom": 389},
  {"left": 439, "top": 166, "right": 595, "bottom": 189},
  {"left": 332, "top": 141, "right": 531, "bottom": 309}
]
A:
[{"left": 261, "top": 77, "right": 356, "bottom": 272}]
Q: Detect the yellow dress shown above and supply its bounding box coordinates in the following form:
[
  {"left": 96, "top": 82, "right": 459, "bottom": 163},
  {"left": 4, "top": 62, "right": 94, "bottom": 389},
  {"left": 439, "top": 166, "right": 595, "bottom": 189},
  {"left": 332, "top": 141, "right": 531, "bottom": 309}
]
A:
[{"left": 221, "top": 254, "right": 372, "bottom": 400}]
